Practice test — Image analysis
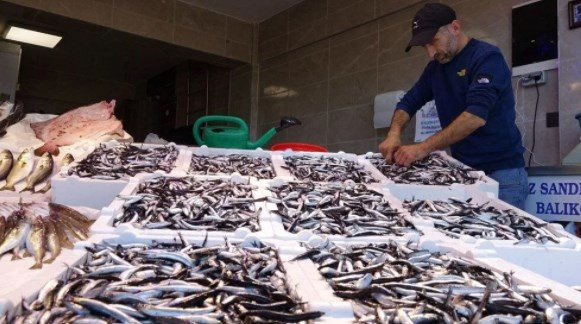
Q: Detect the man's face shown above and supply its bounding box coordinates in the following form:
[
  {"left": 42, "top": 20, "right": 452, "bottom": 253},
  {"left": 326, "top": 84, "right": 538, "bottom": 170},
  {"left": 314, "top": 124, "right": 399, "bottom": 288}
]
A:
[{"left": 423, "top": 26, "right": 458, "bottom": 64}]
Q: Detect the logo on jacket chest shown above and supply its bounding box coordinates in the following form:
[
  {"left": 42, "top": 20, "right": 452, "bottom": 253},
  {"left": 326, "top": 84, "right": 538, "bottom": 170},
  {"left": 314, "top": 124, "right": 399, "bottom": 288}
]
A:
[{"left": 457, "top": 69, "right": 466, "bottom": 77}]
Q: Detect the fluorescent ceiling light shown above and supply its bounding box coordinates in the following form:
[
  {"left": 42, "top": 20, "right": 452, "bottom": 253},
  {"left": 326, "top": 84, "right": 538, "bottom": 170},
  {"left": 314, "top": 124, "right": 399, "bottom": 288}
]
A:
[{"left": 4, "top": 26, "right": 62, "bottom": 48}]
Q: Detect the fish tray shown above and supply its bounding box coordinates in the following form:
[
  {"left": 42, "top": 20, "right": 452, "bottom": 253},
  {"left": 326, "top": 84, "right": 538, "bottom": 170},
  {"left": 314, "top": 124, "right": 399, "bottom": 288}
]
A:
[
  {"left": 185, "top": 146, "right": 284, "bottom": 180},
  {"left": 0, "top": 205, "right": 99, "bottom": 319},
  {"left": 287, "top": 235, "right": 581, "bottom": 323},
  {"left": 273, "top": 150, "right": 386, "bottom": 184},
  {"left": 386, "top": 185, "right": 579, "bottom": 249},
  {"left": 91, "top": 173, "right": 275, "bottom": 240},
  {"left": 263, "top": 178, "right": 422, "bottom": 244},
  {"left": 5, "top": 233, "right": 349, "bottom": 323},
  {"left": 52, "top": 141, "right": 191, "bottom": 209},
  {"left": 362, "top": 150, "right": 499, "bottom": 198}
]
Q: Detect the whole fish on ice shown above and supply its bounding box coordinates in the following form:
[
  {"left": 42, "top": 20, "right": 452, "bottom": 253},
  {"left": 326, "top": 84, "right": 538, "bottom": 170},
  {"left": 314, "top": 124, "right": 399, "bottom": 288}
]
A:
[{"left": 1, "top": 148, "right": 34, "bottom": 191}]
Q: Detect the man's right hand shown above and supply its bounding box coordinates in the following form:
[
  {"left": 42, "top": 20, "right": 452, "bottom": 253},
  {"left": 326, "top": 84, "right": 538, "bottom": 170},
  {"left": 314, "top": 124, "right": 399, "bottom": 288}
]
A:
[{"left": 379, "top": 134, "right": 401, "bottom": 163}]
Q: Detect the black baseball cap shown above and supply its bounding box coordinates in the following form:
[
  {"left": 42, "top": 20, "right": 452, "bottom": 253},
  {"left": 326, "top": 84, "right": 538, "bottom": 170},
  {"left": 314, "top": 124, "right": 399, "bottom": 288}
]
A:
[{"left": 405, "top": 3, "right": 456, "bottom": 52}]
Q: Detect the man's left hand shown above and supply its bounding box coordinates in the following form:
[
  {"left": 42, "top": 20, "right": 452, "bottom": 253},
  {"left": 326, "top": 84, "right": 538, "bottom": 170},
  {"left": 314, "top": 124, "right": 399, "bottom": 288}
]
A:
[{"left": 394, "top": 143, "right": 431, "bottom": 166}]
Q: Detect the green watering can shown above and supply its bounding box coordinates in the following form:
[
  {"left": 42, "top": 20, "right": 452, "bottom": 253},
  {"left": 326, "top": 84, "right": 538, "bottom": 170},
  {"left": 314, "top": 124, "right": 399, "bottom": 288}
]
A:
[{"left": 193, "top": 115, "right": 301, "bottom": 149}]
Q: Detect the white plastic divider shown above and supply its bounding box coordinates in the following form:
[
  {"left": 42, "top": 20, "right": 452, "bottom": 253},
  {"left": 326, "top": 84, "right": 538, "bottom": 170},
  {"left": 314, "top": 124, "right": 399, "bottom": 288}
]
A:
[
  {"left": 362, "top": 150, "right": 499, "bottom": 197},
  {"left": 92, "top": 173, "right": 275, "bottom": 240},
  {"left": 423, "top": 239, "right": 581, "bottom": 306},
  {"left": 385, "top": 185, "right": 579, "bottom": 250},
  {"left": 262, "top": 177, "right": 422, "bottom": 244},
  {"left": 273, "top": 150, "right": 387, "bottom": 183},
  {"left": 0, "top": 206, "right": 100, "bottom": 319},
  {"left": 52, "top": 141, "right": 190, "bottom": 209}
]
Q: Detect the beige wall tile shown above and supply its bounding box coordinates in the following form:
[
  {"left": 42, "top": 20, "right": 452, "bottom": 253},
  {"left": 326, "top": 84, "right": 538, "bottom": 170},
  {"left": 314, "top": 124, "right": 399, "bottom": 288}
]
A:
[
  {"left": 329, "top": 69, "right": 377, "bottom": 111},
  {"left": 229, "top": 98, "right": 252, "bottom": 122},
  {"left": 286, "top": 113, "right": 327, "bottom": 146},
  {"left": 287, "top": 17, "right": 327, "bottom": 51},
  {"left": 327, "top": 0, "right": 375, "bottom": 35},
  {"left": 330, "top": 21, "right": 377, "bottom": 47},
  {"left": 329, "top": 32, "right": 378, "bottom": 79},
  {"left": 174, "top": 25, "right": 225, "bottom": 56},
  {"left": 227, "top": 17, "right": 253, "bottom": 45},
  {"left": 376, "top": 0, "right": 420, "bottom": 16},
  {"left": 175, "top": 1, "right": 226, "bottom": 38},
  {"left": 378, "top": 18, "right": 415, "bottom": 66},
  {"left": 41, "top": 0, "right": 113, "bottom": 27},
  {"left": 328, "top": 0, "right": 358, "bottom": 14},
  {"left": 259, "top": 63, "right": 290, "bottom": 97},
  {"left": 289, "top": 49, "right": 329, "bottom": 87},
  {"left": 258, "top": 34, "right": 288, "bottom": 61},
  {"left": 2, "top": 0, "right": 42, "bottom": 9},
  {"left": 259, "top": 10, "right": 288, "bottom": 43},
  {"left": 558, "top": 59, "right": 581, "bottom": 116},
  {"left": 327, "top": 104, "right": 376, "bottom": 142},
  {"left": 114, "top": 0, "right": 174, "bottom": 22},
  {"left": 230, "top": 69, "right": 252, "bottom": 101},
  {"left": 226, "top": 41, "right": 252, "bottom": 63},
  {"left": 112, "top": 9, "right": 173, "bottom": 43},
  {"left": 289, "top": 0, "right": 327, "bottom": 32},
  {"left": 258, "top": 93, "right": 291, "bottom": 124},
  {"left": 287, "top": 81, "right": 328, "bottom": 117},
  {"left": 517, "top": 119, "right": 561, "bottom": 167},
  {"left": 377, "top": 54, "right": 428, "bottom": 93}
]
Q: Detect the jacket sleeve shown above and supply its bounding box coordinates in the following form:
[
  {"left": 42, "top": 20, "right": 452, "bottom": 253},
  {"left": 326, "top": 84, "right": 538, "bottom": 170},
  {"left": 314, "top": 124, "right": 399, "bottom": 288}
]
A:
[
  {"left": 465, "top": 52, "right": 511, "bottom": 121},
  {"left": 396, "top": 63, "right": 434, "bottom": 117}
]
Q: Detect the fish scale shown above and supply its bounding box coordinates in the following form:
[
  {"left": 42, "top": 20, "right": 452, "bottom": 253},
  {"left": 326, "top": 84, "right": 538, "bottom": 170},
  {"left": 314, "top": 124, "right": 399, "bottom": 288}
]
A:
[
  {"left": 293, "top": 240, "right": 580, "bottom": 323},
  {"left": 367, "top": 153, "right": 480, "bottom": 185},
  {"left": 68, "top": 144, "right": 179, "bottom": 179},
  {"left": 14, "top": 238, "right": 324, "bottom": 323}
]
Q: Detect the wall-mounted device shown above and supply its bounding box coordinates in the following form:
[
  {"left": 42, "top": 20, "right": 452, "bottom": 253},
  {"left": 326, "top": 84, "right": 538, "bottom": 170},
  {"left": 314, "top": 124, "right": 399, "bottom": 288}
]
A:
[{"left": 512, "top": 0, "right": 558, "bottom": 76}]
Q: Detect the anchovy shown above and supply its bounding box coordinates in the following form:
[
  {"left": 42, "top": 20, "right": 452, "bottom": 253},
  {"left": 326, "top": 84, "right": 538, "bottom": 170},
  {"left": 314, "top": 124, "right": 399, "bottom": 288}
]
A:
[
  {"left": 403, "top": 198, "right": 562, "bottom": 244},
  {"left": 269, "top": 181, "right": 419, "bottom": 237},
  {"left": 15, "top": 237, "right": 324, "bottom": 323},
  {"left": 283, "top": 155, "right": 378, "bottom": 183},
  {"left": 366, "top": 152, "right": 481, "bottom": 185},
  {"left": 68, "top": 143, "right": 178, "bottom": 179},
  {"left": 189, "top": 154, "right": 276, "bottom": 179},
  {"left": 114, "top": 177, "right": 261, "bottom": 231},
  {"left": 295, "top": 240, "right": 578, "bottom": 323}
]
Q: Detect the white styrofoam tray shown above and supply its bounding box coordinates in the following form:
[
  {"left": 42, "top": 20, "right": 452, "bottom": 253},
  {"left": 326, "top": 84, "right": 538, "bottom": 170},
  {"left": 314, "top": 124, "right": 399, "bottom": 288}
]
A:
[
  {"left": 0, "top": 205, "right": 100, "bottom": 318},
  {"left": 52, "top": 141, "right": 191, "bottom": 209},
  {"left": 186, "top": 146, "right": 284, "bottom": 179},
  {"left": 386, "top": 185, "right": 579, "bottom": 250},
  {"left": 3, "top": 233, "right": 353, "bottom": 323},
  {"left": 362, "top": 150, "right": 499, "bottom": 198},
  {"left": 91, "top": 173, "right": 275, "bottom": 240},
  {"left": 273, "top": 150, "right": 386, "bottom": 184},
  {"left": 286, "top": 234, "right": 581, "bottom": 322},
  {"left": 261, "top": 178, "right": 422, "bottom": 244}
]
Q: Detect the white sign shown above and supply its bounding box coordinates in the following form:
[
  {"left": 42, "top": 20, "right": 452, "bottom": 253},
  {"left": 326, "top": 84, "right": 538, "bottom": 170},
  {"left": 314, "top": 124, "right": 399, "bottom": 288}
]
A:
[
  {"left": 414, "top": 101, "right": 441, "bottom": 142},
  {"left": 524, "top": 175, "right": 581, "bottom": 222}
]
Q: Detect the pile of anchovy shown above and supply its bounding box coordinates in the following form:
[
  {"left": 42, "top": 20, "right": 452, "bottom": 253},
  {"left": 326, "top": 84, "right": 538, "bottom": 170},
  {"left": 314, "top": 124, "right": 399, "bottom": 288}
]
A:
[
  {"left": 403, "top": 198, "right": 562, "bottom": 244},
  {"left": 11, "top": 237, "right": 324, "bottom": 323},
  {"left": 115, "top": 177, "right": 262, "bottom": 231},
  {"left": 68, "top": 144, "right": 179, "bottom": 179},
  {"left": 293, "top": 240, "right": 581, "bottom": 323},
  {"left": 283, "top": 156, "right": 377, "bottom": 183},
  {"left": 268, "top": 181, "right": 418, "bottom": 237},
  {"left": 189, "top": 154, "right": 276, "bottom": 179},
  {"left": 366, "top": 153, "right": 480, "bottom": 185}
]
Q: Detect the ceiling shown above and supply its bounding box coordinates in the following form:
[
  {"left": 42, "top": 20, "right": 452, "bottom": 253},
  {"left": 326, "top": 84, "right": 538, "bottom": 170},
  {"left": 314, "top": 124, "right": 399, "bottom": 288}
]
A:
[
  {"left": 0, "top": 1, "right": 240, "bottom": 85},
  {"left": 179, "top": 0, "right": 304, "bottom": 22}
]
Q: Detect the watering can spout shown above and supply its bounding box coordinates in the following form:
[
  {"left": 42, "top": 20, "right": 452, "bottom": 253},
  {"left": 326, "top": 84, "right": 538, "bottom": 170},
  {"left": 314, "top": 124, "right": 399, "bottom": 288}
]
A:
[{"left": 248, "top": 116, "right": 301, "bottom": 149}]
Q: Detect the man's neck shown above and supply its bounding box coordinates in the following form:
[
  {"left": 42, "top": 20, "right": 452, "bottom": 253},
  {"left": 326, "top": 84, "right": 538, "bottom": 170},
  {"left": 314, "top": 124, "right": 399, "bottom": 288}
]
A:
[{"left": 456, "top": 33, "right": 471, "bottom": 54}]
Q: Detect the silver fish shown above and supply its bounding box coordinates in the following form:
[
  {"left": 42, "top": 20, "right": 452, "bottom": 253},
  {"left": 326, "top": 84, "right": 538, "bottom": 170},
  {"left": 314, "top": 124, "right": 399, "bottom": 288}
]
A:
[
  {"left": 283, "top": 155, "right": 377, "bottom": 183},
  {"left": 21, "top": 152, "right": 53, "bottom": 193},
  {"left": 2, "top": 148, "right": 34, "bottom": 191},
  {"left": 0, "top": 149, "right": 13, "bottom": 181}
]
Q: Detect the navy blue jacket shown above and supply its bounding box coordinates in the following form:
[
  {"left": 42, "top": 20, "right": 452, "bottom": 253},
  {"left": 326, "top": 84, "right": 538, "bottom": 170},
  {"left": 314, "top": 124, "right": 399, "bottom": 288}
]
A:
[{"left": 397, "top": 39, "right": 525, "bottom": 172}]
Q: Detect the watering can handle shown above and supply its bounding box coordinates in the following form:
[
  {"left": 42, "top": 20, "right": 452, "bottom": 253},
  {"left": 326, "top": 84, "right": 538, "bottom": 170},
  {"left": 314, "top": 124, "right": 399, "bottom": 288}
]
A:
[{"left": 193, "top": 115, "right": 249, "bottom": 146}]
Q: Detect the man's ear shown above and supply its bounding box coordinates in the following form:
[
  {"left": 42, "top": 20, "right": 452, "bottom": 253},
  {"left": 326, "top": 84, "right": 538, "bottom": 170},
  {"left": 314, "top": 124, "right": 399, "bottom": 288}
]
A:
[{"left": 450, "top": 20, "right": 461, "bottom": 35}]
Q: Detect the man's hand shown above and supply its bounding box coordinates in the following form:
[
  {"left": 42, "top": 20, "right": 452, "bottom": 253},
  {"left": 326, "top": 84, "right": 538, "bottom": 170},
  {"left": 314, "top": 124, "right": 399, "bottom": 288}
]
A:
[
  {"left": 394, "top": 143, "right": 431, "bottom": 166},
  {"left": 379, "top": 135, "right": 401, "bottom": 163}
]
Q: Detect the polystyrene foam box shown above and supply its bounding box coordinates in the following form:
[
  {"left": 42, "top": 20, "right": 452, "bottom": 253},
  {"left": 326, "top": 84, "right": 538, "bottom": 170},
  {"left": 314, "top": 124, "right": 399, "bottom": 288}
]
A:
[{"left": 52, "top": 141, "right": 190, "bottom": 209}]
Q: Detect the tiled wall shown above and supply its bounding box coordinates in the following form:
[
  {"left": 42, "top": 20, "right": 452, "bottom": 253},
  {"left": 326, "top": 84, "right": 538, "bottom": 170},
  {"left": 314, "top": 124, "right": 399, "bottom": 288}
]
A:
[
  {"left": 1, "top": 0, "right": 253, "bottom": 63},
  {"left": 255, "top": 0, "right": 565, "bottom": 165},
  {"left": 558, "top": 0, "right": 581, "bottom": 161}
]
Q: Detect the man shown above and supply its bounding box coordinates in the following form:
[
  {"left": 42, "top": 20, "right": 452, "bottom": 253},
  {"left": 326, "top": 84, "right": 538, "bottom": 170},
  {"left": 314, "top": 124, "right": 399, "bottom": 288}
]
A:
[{"left": 379, "top": 3, "right": 528, "bottom": 209}]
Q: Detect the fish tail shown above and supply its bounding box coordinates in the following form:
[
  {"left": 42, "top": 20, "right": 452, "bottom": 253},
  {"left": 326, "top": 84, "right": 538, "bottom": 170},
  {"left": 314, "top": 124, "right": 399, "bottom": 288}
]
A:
[
  {"left": 30, "top": 262, "right": 43, "bottom": 270},
  {"left": 0, "top": 184, "right": 14, "bottom": 191},
  {"left": 11, "top": 251, "right": 21, "bottom": 260},
  {"left": 19, "top": 184, "right": 34, "bottom": 193},
  {"left": 45, "top": 257, "right": 56, "bottom": 264}
]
